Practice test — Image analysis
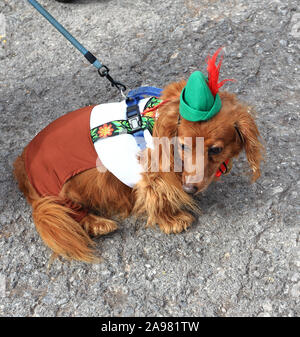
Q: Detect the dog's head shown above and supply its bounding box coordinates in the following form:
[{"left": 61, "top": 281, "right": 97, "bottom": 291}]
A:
[{"left": 153, "top": 81, "right": 264, "bottom": 194}]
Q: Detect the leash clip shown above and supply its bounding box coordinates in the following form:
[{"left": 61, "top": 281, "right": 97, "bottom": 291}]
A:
[{"left": 98, "top": 65, "right": 127, "bottom": 94}]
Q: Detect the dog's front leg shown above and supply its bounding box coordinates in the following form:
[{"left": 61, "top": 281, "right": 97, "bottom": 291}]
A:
[{"left": 133, "top": 173, "right": 196, "bottom": 234}]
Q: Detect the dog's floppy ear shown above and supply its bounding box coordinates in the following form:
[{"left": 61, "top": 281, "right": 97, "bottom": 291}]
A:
[
  {"left": 235, "top": 108, "right": 264, "bottom": 182},
  {"left": 153, "top": 80, "right": 186, "bottom": 138}
]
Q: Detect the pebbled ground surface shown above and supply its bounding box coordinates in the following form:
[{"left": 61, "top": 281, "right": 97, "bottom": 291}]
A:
[{"left": 0, "top": 0, "right": 299, "bottom": 317}]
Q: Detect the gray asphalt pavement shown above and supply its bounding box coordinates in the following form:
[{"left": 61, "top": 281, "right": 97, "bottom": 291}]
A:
[{"left": 0, "top": 0, "right": 299, "bottom": 317}]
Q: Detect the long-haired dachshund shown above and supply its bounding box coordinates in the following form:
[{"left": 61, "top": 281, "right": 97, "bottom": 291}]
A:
[{"left": 13, "top": 49, "right": 264, "bottom": 262}]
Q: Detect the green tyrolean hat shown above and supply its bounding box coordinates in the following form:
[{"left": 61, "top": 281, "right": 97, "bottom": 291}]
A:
[{"left": 179, "top": 48, "right": 231, "bottom": 122}]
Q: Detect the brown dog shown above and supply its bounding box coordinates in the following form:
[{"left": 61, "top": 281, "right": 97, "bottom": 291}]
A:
[{"left": 13, "top": 53, "right": 264, "bottom": 263}]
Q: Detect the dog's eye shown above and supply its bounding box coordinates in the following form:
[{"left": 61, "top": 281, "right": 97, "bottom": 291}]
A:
[
  {"left": 181, "top": 143, "right": 190, "bottom": 152},
  {"left": 208, "top": 146, "right": 223, "bottom": 155}
]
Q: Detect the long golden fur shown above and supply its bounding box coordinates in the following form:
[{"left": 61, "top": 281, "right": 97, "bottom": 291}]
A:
[{"left": 13, "top": 80, "right": 264, "bottom": 262}]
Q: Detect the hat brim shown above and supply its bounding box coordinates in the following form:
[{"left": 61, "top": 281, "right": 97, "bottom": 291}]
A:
[{"left": 179, "top": 89, "right": 222, "bottom": 122}]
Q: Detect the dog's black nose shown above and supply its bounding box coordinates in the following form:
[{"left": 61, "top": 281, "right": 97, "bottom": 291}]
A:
[{"left": 182, "top": 184, "right": 198, "bottom": 194}]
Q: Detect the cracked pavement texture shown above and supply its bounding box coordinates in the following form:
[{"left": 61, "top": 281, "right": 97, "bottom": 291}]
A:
[{"left": 0, "top": 0, "right": 299, "bottom": 317}]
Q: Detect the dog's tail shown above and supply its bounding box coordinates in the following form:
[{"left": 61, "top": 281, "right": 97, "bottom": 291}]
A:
[{"left": 32, "top": 197, "right": 97, "bottom": 263}]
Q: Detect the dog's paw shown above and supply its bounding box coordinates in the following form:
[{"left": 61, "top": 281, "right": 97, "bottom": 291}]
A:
[
  {"left": 156, "top": 212, "right": 194, "bottom": 234},
  {"left": 80, "top": 214, "right": 118, "bottom": 237}
]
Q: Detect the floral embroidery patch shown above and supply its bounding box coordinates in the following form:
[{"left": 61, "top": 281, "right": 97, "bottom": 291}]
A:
[{"left": 97, "top": 123, "right": 114, "bottom": 138}]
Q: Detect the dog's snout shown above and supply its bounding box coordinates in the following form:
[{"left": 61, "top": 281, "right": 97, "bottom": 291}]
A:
[{"left": 182, "top": 184, "right": 198, "bottom": 194}]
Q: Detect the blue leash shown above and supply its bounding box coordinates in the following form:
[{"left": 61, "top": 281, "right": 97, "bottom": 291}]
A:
[
  {"left": 28, "top": 0, "right": 101, "bottom": 69},
  {"left": 27, "top": 0, "right": 126, "bottom": 92}
]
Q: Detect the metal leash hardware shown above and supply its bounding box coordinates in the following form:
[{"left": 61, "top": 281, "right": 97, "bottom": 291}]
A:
[{"left": 98, "top": 65, "right": 127, "bottom": 96}]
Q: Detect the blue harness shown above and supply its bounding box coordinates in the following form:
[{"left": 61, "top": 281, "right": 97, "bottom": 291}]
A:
[{"left": 125, "top": 87, "right": 163, "bottom": 149}]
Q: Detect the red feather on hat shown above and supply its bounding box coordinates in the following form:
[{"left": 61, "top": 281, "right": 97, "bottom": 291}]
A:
[{"left": 206, "top": 47, "right": 234, "bottom": 97}]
